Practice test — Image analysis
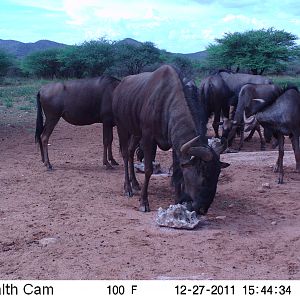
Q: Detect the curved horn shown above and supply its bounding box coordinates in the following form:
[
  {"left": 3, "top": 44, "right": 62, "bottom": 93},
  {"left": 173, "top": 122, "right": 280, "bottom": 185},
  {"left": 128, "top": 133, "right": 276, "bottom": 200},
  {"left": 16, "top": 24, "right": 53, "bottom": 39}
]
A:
[
  {"left": 252, "top": 98, "right": 266, "bottom": 103},
  {"left": 180, "top": 136, "right": 201, "bottom": 154},
  {"left": 243, "top": 111, "right": 255, "bottom": 124},
  {"left": 188, "top": 147, "right": 213, "bottom": 161}
]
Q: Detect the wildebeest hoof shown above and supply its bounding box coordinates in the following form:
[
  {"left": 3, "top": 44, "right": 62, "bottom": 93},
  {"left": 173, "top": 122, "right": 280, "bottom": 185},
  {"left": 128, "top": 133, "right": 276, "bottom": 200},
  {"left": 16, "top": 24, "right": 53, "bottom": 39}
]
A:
[
  {"left": 105, "top": 163, "right": 114, "bottom": 170},
  {"left": 110, "top": 159, "right": 119, "bottom": 166},
  {"left": 139, "top": 204, "right": 150, "bottom": 212},
  {"left": 261, "top": 146, "right": 266, "bottom": 151},
  {"left": 277, "top": 177, "right": 284, "bottom": 184},
  {"left": 244, "top": 137, "right": 251, "bottom": 142},
  {"left": 46, "top": 164, "right": 53, "bottom": 171},
  {"left": 124, "top": 190, "right": 133, "bottom": 197}
]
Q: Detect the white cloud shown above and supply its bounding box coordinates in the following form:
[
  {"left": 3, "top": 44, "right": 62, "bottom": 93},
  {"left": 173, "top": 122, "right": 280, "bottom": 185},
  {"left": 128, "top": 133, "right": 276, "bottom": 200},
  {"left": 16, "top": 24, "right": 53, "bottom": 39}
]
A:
[
  {"left": 4, "top": 0, "right": 300, "bottom": 53},
  {"left": 290, "top": 18, "right": 300, "bottom": 25},
  {"left": 10, "top": 0, "right": 63, "bottom": 11},
  {"left": 62, "top": 0, "right": 167, "bottom": 25},
  {"left": 222, "top": 14, "right": 266, "bottom": 27},
  {"left": 202, "top": 28, "right": 214, "bottom": 40}
]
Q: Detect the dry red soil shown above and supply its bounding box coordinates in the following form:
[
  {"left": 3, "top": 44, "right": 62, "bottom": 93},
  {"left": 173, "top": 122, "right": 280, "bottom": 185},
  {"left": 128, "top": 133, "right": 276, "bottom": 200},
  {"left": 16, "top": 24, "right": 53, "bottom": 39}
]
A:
[{"left": 0, "top": 109, "right": 299, "bottom": 279}]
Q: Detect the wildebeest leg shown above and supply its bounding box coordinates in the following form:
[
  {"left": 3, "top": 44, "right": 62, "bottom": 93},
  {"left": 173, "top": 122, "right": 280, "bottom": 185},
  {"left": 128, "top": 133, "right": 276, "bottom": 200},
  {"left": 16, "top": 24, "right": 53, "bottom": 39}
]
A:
[
  {"left": 118, "top": 130, "right": 133, "bottom": 197},
  {"left": 128, "top": 136, "right": 141, "bottom": 191},
  {"left": 172, "top": 151, "right": 183, "bottom": 204},
  {"left": 139, "top": 138, "right": 153, "bottom": 212},
  {"left": 291, "top": 135, "right": 300, "bottom": 172},
  {"left": 256, "top": 125, "right": 266, "bottom": 150},
  {"left": 102, "top": 122, "right": 118, "bottom": 169},
  {"left": 37, "top": 136, "right": 45, "bottom": 163},
  {"left": 107, "top": 129, "right": 119, "bottom": 166},
  {"left": 274, "top": 134, "right": 285, "bottom": 184},
  {"left": 212, "top": 112, "right": 220, "bottom": 138},
  {"left": 227, "top": 125, "right": 237, "bottom": 148},
  {"left": 244, "top": 127, "right": 255, "bottom": 142},
  {"left": 238, "top": 125, "right": 245, "bottom": 150},
  {"left": 41, "top": 117, "right": 60, "bottom": 170}
]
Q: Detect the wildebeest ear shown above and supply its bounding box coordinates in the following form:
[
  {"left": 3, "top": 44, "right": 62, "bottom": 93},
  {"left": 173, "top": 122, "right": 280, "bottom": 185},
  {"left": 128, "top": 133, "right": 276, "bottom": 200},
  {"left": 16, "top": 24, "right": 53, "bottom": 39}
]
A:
[
  {"left": 181, "top": 156, "right": 196, "bottom": 168},
  {"left": 220, "top": 161, "right": 230, "bottom": 168},
  {"left": 188, "top": 147, "right": 213, "bottom": 162}
]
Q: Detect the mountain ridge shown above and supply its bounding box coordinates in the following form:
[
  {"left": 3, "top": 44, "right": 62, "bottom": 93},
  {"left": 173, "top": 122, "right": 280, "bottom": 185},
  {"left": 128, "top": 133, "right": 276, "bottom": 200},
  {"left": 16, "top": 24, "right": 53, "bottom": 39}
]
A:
[
  {"left": 0, "top": 39, "right": 67, "bottom": 58},
  {"left": 0, "top": 38, "right": 207, "bottom": 60}
]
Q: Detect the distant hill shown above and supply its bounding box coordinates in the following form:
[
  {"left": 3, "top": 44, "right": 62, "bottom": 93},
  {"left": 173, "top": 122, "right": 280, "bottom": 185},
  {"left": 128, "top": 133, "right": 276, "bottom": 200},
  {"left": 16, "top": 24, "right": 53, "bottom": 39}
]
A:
[
  {"left": 175, "top": 51, "right": 207, "bottom": 61},
  {"left": 0, "top": 39, "right": 67, "bottom": 58},
  {"left": 0, "top": 37, "right": 207, "bottom": 61},
  {"left": 116, "top": 38, "right": 142, "bottom": 47},
  {"left": 116, "top": 38, "right": 207, "bottom": 61}
]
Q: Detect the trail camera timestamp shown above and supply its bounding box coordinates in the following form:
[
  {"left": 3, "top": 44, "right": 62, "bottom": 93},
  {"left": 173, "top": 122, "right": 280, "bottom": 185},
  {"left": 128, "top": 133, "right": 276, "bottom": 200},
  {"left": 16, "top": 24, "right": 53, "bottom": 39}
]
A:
[
  {"left": 175, "top": 284, "right": 292, "bottom": 297},
  {"left": 243, "top": 285, "right": 291, "bottom": 296},
  {"left": 175, "top": 284, "right": 235, "bottom": 296}
]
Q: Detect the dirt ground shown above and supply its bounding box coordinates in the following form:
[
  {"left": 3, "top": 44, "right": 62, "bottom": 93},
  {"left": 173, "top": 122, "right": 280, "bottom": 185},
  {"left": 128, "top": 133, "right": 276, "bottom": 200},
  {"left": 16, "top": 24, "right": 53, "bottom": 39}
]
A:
[{"left": 0, "top": 109, "right": 299, "bottom": 280}]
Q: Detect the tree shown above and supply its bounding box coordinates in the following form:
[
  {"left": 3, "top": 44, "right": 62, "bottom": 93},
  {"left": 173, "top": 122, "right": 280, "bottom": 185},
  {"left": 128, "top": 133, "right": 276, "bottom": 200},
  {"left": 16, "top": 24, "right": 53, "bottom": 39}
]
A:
[
  {"left": 113, "top": 41, "right": 161, "bottom": 76},
  {"left": 22, "top": 48, "right": 62, "bottom": 78},
  {"left": 206, "top": 28, "right": 300, "bottom": 74},
  {"left": 171, "top": 55, "right": 194, "bottom": 77},
  {"left": 0, "top": 49, "right": 14, "bottom": 77},
  {"left": 58, "top": 39, "right": 115, "bottom": 78},
  {"left": 57, "top": 45, "right": 86, "bottom": 78}
]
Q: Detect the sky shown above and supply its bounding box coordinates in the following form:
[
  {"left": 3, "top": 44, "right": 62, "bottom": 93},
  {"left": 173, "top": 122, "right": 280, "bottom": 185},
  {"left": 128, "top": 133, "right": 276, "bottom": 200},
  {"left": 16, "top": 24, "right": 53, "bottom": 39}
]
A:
[{"left": 1, "top": 0, "right": 300, "bottom": 53}]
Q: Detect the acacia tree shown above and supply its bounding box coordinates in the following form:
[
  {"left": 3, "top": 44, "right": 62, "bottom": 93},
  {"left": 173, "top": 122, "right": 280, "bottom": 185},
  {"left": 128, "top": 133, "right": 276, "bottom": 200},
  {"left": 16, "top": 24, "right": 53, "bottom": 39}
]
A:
[
  {"left": 58, "top": 39, "right": 115, "bottom": 78},
  {"left": 22, "top": 48, "right": 62, "bottom": 78},
  {"left": 113, "top": 41, "right": 161, "bottom": 76},
  {"left": 206, "top": 28, "right": 300, "bottom": 74}
]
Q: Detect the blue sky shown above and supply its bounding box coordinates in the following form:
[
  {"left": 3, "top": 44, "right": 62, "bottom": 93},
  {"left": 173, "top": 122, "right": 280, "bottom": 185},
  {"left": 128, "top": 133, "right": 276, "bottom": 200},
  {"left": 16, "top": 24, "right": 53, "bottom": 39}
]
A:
[{"left": 1, "top": 0, "right": 300, "bottom": 53}]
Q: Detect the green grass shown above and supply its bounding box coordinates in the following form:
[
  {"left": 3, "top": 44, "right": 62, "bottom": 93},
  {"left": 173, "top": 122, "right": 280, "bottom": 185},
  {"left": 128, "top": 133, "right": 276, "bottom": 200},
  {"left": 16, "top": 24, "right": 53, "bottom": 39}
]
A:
[
  {"left": 268, "top": 75, "right": 300, "bottom": 88},
  {"left": 0, "top": 77, "right": 51, "bottom": 110},
  {"left": 1, "top": 74, "right": 300, "bottom": 112}
]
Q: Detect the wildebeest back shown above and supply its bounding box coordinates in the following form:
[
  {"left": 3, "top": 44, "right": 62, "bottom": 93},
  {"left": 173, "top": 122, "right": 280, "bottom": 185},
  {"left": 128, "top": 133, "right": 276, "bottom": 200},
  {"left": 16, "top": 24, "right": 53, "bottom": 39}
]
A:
[
  {"left": 39, "top": 76, "right": 119, "bottom": 126},
  {"left": 113, "top": 65, "right": 198, "bottom": 151}
]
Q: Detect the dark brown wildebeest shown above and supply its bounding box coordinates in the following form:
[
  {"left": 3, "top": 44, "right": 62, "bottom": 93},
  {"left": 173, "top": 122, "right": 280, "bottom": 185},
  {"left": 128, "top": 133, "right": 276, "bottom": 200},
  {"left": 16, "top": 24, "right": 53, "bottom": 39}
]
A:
[
  {"left": 227, "top": 83, "right": 283, "bottom": 150},
  {"left": 199, "top": 70, "right": 272, "bottom": 139},
  {"left": 35, "top": 76, "right": 120, "bottom": 170},
  {"left": 218, "top": 70, "right": 272, "bottom": 110},
  {"left": 199, "top": 74, "right": 233, "bottom": 138},
  {"left": 112, "top": 65, "right": 229, "bottom": 214},
  {"left": 245, "top": 87, "right": 300, "bottom": 183}
]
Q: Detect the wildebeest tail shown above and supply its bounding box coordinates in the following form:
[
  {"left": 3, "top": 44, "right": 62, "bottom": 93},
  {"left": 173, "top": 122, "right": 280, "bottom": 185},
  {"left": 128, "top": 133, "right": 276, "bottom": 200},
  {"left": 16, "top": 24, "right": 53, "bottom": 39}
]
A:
[
  {"left": 35, "top": 91, "right": 44, "bottom": 144},
  {"left": 199, "top": 81, "right": 211, "bottom": 117}
]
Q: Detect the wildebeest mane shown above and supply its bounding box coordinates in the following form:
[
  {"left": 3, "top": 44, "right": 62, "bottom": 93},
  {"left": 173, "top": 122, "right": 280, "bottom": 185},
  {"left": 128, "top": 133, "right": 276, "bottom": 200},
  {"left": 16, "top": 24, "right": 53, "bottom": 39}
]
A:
[
  {"left": 171, "top": 66, "right": 208, "bottom": 142},
  {"left": 183, "top": 83, "right": 208, "bottom": 139}
]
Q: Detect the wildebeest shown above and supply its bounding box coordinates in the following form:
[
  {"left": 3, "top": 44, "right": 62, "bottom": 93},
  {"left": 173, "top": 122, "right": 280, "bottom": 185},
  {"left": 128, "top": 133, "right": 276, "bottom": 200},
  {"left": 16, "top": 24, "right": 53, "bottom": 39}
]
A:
[
  {"left": 199, "top": 73, "right": 233, "bottom": 138},
  {"left": 218, "top": 70, "right": 272, "bottom": 109},
  {"left": 199, "top": 70, "right": 272, "bottom": 139},
  {"left": 245, "top": 87, "right": 300, "bottom": 183},
  {"left": 112, "top": 65, "right": 229, "bottom": 214},
  {"left": 35, "top": 76, "right": 120, "bottom": 170},
  {"left": 227, "top": 83, "right": 283, "bottom": 150}
]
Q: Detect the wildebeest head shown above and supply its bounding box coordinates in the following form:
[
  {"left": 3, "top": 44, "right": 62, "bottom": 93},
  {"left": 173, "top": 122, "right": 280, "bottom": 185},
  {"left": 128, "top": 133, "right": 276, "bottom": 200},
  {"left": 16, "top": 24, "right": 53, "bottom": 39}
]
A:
[{"left": 179, "top": 136, "right": 230, "bottom": 215}]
